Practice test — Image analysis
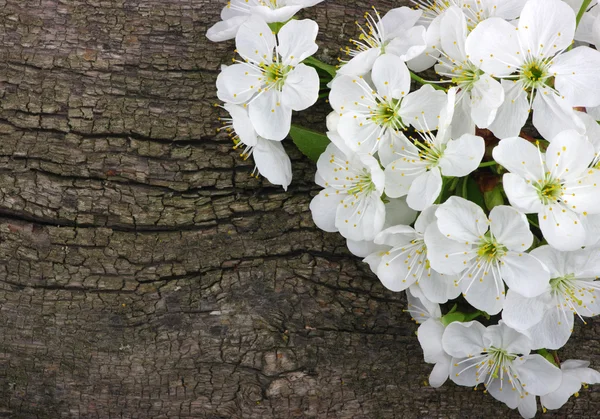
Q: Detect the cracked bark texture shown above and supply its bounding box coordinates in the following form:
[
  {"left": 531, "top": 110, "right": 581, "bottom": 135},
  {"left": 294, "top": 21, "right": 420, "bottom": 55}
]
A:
[{"left": 0, "top": 1, "right": 599, "bottom": 418}]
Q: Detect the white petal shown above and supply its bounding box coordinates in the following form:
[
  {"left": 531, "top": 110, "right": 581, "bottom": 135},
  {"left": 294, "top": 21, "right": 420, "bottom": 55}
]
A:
[
  {"left": 338, "top": 113, "right": 383, "bottom": 155},
  {"left": 502, "top": 173, "right": 544, "bottom": 213},
  {"left": 570, "top": 365, "right": 600, "bottom": 385},
  {"left": 378, "top": 131, "right": 408, "bottom": 167},
  {"left": 517, "top": 0, "right": 575, "bottom": 57},
  {"left": 374, "top": 225, "right": 417, "bottom": 248},
  {"left": 493, "top": 0, "right": 529, "bottom": 20},
  {"left": 277, "top": 19, "right": 319, "bottom": 66},
  {"left": 539, "top": 205, "right": 586, "bottom": 251},
  {"left": 517, "top": 394, "right": 538, "bottom": 419},
  {"left": 384, "top": 146, "right": 428, "bottom": 198},
  {"left": 235, "top": 16, "right": 276, "bottom": 63},
  {"left": 440, "top": 6, "right": 467, "bottom": 62},
  {"left": 381, "top": 7, "right": 423, "bottom": 39},
  {"left": 500, "top": 252, "right": 550, "bottom": 298},
  {"left": 385, "top": 26, "right": 427, "bottom": 61},
  {"left": 418, "top": 319, "right": 446, "bottom": 363},
  {"left": 399, "top": 85, "right": 447, "bottom": 132},
  {"left": 406, "top": 287, "right": 441, "bottom": 323},
  {"left": 470, "top": 74, "right": 505, "bottom": 128},
  {"left": 377, "top": 248, "right": 419, "bottom": 291},
  {"left": 383, "top": 197, "right": 418, "bottom": 228},
  {"left": 441, "top": 321, "right": 486, "bottom": 358},
  {"left": 449, "top": 356, "right": 480, "bottom": 386},
  {"left": 489, "top": 206, "right": 533, "bottom": 251},
  {"left": 250, "top": 5, "right": 303, "bottom": 23},
  {"left": 325, "top": 131, "right": 353, "bottom": 157},
  {"left": 406, "top": 168, "right": 443, "bottom": 211},
  {"left": 206, "top": 16, "right": 249, "bottom": 42},
  {"left": 346, "top": 239, "right": 387, "bottom": 258},
  {"left": 371, "top": 55, "right": 411, "bottom": 100},
  {"left": 514, "top": 354, "right": 562, "bottom": 396},
  {"left": 419, "top": 269, "right": 461, "bottom": 304},
  {"left": 336, "top": 193, "right": 385, "bottom": 241},
  {"left": 461, "top": 269, "right": 505, "bottom": 315},
  {"left": 428, "top": 358, "right": 451, "bottom": 388},
  {"left": 425, "top": 224, "right": 475, "bottom": 275},
  {"left": 532, "top": 89, "right": 586, "bottom": 140},
  {"left": 576, "top": 110, "right": 600, "bottom": 153},
  {"left": 492, "top": 136, "right": 545, "bottom": 182},
  {"left": 484, "top": 322, "right": 532, "bottom": 354},
  {"left": 502, "top": 290, "right": 550, "bottom": 331},
  {"left": 465, "top": 18, "right": 522, "bottom": 77},
  {"left": 338, "top": 48, "right": 380, "bottom": 76},
  {"left": 546, "top": 129, "right": 594, "bottom": 181},
  {"left": 527, "top": 306, "right": 574, "bottom": 350},
  {"left": 216, "top": 64, "right": 262, "bottom": 104},
  {"left": 563, "top": 168, "right": 600, "bottom": 214},
  {"left": 329, "top": 76, "right": 371, "bottom": 113},
  {"left": 435, "top": 196, "right": 489, "bottom": 243},
  {"left": 249, "top": 89, "right": 292, "bottom": 141},
  {"left": 551, "top": 46, "right": 600, "bottom": 107},
  {"left": 450, "top": 95, "right": 476, "bottom": 138},
  {"left": 253, "top": 138, "right": 293, "bottom": 189},
  {"left": 223, "top": 103, "right": 258, "bottom": 146},
  {"left": 414, "top": 204, "right": 439, "bottom": 234},
  {"left": 309, "top": 188, "right": 339, "bottom": 232},
  {"left": 486, "top": 377, "right": 520, "bottom": 409},
  {"left": 487, "top": 80, "right": 530, "bottom": 138},
  {"left": 438, "top": 134, "right": 485, "bottom": 177},
  {"left": 530, "top": 245, "right": 576, "bottom": 278},
  {"left": 282, "top": 64, "right": 319, "bottom": 111},
  {"left": 540, "top": 372, "right": 581, "bottom": 410}
]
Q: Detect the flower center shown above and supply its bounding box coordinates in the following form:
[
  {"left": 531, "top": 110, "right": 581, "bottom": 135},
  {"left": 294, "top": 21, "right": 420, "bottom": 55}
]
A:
[
  {"left": 535, "top": 176, "right": 563, "bottom": 205},
  {"left": 347, "top": 169, "right": 376, "bottom": 195},
  {"left": 520, "top": 59, "right": 551, "bottom": 90},
  {"left": 413, "top": 140, "right": 445, "bottom": 168},
  {"left": 451, "top": 63, "right": 482, "bottom": 92},
  {"left": 370, "top": 99, "right": 406, "bottom": 130},
  {"left": 487, "top": 347, "right": 517, "bottom": 379},
  {"left": 262, "top": 62, "right": 291, "bottom": 90},
  {"left": 476, "top": 236, "right": 507, "bottom": 262}
]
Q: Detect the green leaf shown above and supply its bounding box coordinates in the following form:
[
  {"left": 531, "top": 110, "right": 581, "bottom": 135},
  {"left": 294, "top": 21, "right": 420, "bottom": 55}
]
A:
[
  {"left": 303, "top": 56, "right": 337, "bottom": 79},
  {"left": 537, "top": 349, "right": 559, "bottom": 367},
  {"left": 466, "top": 177, "right": 486, "bottom": 210},
  {"left": 484, "top": 185, "right": 505, "bottom": 211},
  {"left": 289, "top": 124, "right": 330, "bottom": 162}
]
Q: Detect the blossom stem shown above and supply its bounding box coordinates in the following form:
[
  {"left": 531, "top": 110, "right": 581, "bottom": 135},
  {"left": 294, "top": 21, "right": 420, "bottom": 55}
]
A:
[
  {"left": 410, "top": 71, "right": 447, "bottom": 91},
  {"left": 576, "top": 0, "right": 592, "bottom": 28},
  {"left": 478, "top": 161, "right": 497, "bottom": 168},
  {"left": 303, "top": 56, "right": 337, "bottom": 78},
  {"left": 461, "top": 177, "right": 469, "bottom": 199}
]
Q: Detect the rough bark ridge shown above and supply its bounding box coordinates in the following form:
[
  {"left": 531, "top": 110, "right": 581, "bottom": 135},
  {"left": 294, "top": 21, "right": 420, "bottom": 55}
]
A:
[{"left": 0, "top": 1, "right": 599, "bottom": 418}]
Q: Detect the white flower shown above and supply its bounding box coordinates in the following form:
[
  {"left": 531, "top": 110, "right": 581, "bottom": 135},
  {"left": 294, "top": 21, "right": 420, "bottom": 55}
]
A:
[
  {"left": 407, "top": 288, "right": 452, "bottom": 388},
  {"left": 443, "top": 321, "right": 561, "bottom": 410},
  {"left": 346, "top": 197, "right": 417, "bottom": 259},
  {"left": 384, "top": 89, "right": 485, "bottom": 210},
  {"left": 503, "top": 246, "right": 600, "bottom": 350},
  {"left": 434, "top": 6, "right": 505, "bottom": 136},
  {"left": 425, "top": 197, "right": 550, "bottom": 315},
  {"left": 338, "top": 7, "right": 427, "bottom": 76},
  {"left": 373, "top": 205, "right": 460, "bottom": 303},
  {"left": 330, "top": 54, "right": 447, "bottom": 157},
  {"left": 220, "top": 103, "right": 293, "bottom": 189},
  {"left": 492, "top": 132, "right": 600, "bottom": 251},
  {"left": 206, "top": 0, "right": 324, "bottom": 42},
  {"left": 540, "top": 360, "right": 600, "bottom": 412},
  {"left": 217, "top": 17, "right": 319, "bottom": 141},
  {"left": 413, "top": 0, "right": 527, "bottom": 28},
  {"left": 465, "top": 0, "right": 600, "bottom": 140},
  {"left": 310, "top": 142, "right": 386, "bottom": 241}
]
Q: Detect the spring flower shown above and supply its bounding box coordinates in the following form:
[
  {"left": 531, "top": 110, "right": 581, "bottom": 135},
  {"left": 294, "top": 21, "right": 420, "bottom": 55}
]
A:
[
  {"left": 338, "top": 7, "right": 427, "bottom": 76},
  {"left": 503, "top": 246, "right": 600, "bottom": 350},
  {"left": 434, "top": 6, "right": 504, "bottom": 135},
  {"left": 425, "top": 197, "right": 550, "bottom": 315},
  {"left": 384, "top": 89, "right": 485, "bottom": 210},
  {"left": 444, "top": 321, "right": 561, "bottom": 411},
  {"left": 540, "top": 360, "right": 600, "bottom": 412},
  {"left": 413, "top": 0, "right": 527, "bottom": 28},
  {"left": 373, "top": 205, "right": 460, "bottom": 303},
  {"left": 220, "top": 103, "right": 293, "bottom": 189},
  {"left": 493, "top": 132, "right": 600, "bottom": 251},
  {"left": 206, "top": 0, "right": 324, "bottom": 42},
  {"left": 217, "top": 17, "right": 319, "bottom": 141},
  {"left": 465, "top": 0, "right": 600, "bottom": 140},
  {"left": 330, "top": 54, "right": 447, "bottom": 156},
  {"left": 407, "top": 288, "right": 452, "bottom": 388},
  {"left": 310, "top": 142, "right": 386, "bottom": 242}
]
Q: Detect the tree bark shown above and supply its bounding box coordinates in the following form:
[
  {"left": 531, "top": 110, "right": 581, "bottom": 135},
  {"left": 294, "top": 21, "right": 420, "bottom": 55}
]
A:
[{"left": 0, "top": 1, "right": 599, "bottom": 417}]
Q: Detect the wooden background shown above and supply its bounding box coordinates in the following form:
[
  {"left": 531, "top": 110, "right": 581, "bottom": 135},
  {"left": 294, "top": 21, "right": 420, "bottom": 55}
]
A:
[{"left": 1, "top": 0, "right": 599, "bottom": 417}]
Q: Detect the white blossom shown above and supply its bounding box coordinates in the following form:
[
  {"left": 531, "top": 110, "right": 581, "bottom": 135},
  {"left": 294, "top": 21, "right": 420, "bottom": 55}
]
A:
[
  {"left": 503, "top": 246, "right": 600, "bottom": 350},
  {"left": 310, "top": 142, "right": 386, "bottom": 242},
  {"left": 217, "top": 17, "right": 320, "bottom": 141},
  {"left": 425, "top": 196, "right": 550, "bottom": 315},
  {"left": 444, "top": 321, "right": 561, "bottom": 411},
  {"left": 207, "top": 0, "right": 324, "bottom": 42},
  {"left": 465, "top": 0, "right": 600, "bottom": 139},
  {"left": 540, "top": 360, "right": 600, "bottom": 412},
  {"left": 493, "top": 132, "right": 600, "bottom": 251}
]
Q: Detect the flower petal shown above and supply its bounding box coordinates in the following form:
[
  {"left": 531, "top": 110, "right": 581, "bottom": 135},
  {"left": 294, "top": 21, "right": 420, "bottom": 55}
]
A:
[
  {"left": 419, "top": 269, "right": 461, "bottom": 304},
  {"left": 223, "top": 103, "right": 258, "bottom": 146},
  {"left": 539, "top": 205, "right": 586, "bottom": 251},
  {"left": 461, "top": 269, "right": 505, "bottom": 315},
  {"left": 249, "top": 89, "right": 292, "bottom": 141},
  {"left": 502, "top": 289, "right": 550, "bottom": 331},
  {"left": 438, "top": 134, "right": 485, "bottom": 177},
  {"left": 399, "top": 85, "right": 447, "bottom": 132},
  {"left": 540, "top": 372, "right": 582, "bottom": 410},
  {"left": 277, "top": 19, "right": 319, "bottom": 66},
  {"left": 470, "top": 74, "right": 505, "bottom": 128},
  {"left": 435, "top": 196, "right": 489, "bottom": 243},
  {"left": 500, "top": 252, "right": 550, "bottom": 298},
  {"left": 385, "top": 26, "right": 427, "bottom": 61},
  {"left": 418, "top": 319, "right": 446, "bottom": 363},
  {"left": 502, "top": 173, "right": 544, "bottom": 213},
  {"left": 406, "top": 168, "right": 443, "bottom": 211},
  {"left": 235, "top": 16, "right": 276, "bottom": 63},
  {"left": 546, "top": 129, "right": 594, "bottom": 181},
  {"left": 487, "top": 80, "right": 530, "bottom": 138},
  {"left": 309, "top": 188, "right": 339, "bottom": 233},
  {"left": 371, "top": 54, "right": 411, "bottom": 100},
  {"left": 492, "top": 136, "right": 545, "bottom": 182},
  {"left": 527, "top": 306, "right": 574, "bottom": 350},
  {"left": 514, "top": 354, "right": 562, "bottom": 395},
  {"left": 442, "top": 321, "right": 486, "bottom": 358},
  {"left": 517, "top": 0, "right": 575, "bottom": 57},
  {"left": 253, "top": 138, "right": 293, "bottom": 189},
  {"left": 551, "top": 46, "right": 600, "bottom": 107},
  {"left": 336, "top": 193, "right": 385, "bottom": 241},
  {"left": 428, "top": 358, "right": 451, "bottom": 388},
  {"left": 563, "top": 168, "right": 600, "bottom": 215},
  {"left": 532, "top": 89, "right": 586, "bottom": 140},
  {"left": 381, "top": 7, "right": 422, "bottom": 39},
  {"left": 216, "top": 63, "right": 262, "bottom": 104},
  {"left": 207, "top": 16, "right": 249, "bottom": 42},
  {"left": 282, "top": 64, "right": 319, "bottom": 111},
  {"left": 489, "top": 205, "right": 533, "bottom": 251},
  {"left": 329, "top": 76, "right": 371, "bottom": 113},
  {"left": 425, "top": 223, "right": 475, "bottom": 275},
  {"left": 338, "top": 48, "right": 380, "bottom": 76}
]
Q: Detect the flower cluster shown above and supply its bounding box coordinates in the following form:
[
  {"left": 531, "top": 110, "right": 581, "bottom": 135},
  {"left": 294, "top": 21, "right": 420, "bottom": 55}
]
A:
[{"left": 208, "top": 0, "right": 600, "bottom": 416}]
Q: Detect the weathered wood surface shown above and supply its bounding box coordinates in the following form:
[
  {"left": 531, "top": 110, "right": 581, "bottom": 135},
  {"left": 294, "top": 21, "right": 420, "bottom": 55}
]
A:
[{"left": 0, "top": 1, "right": 599, "bottom": 417}]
